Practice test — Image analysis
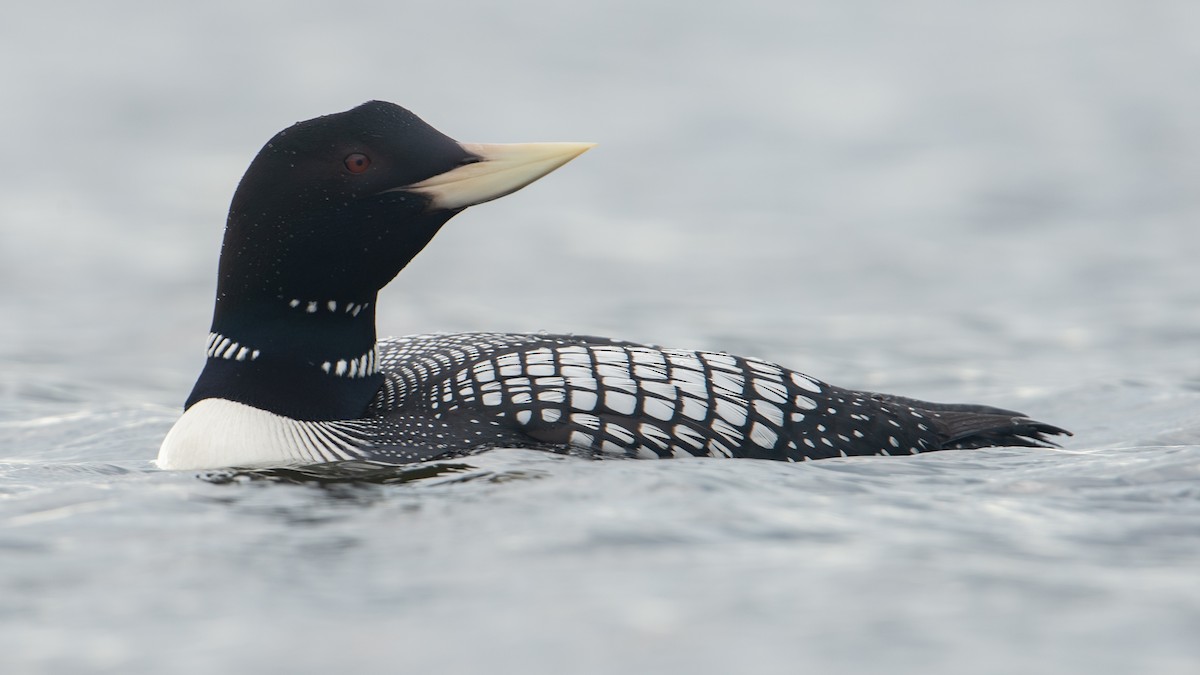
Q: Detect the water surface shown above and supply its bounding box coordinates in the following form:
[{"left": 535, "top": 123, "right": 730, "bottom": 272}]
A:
[{"left": 2, "top": 1, "right": 1199, "bottom": 673}]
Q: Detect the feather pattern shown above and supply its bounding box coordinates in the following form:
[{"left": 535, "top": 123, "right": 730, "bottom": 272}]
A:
[{"left": 336, "top": 333, "right": 1069, "bottom": 463}]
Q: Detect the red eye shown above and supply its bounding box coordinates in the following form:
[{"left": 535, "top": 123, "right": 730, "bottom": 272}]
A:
[{"left": 344, "top": 153, "right": 370, "bottom": 174}]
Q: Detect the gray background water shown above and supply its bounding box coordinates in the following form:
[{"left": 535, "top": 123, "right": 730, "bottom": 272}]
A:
[{"left": 2, "top": 1, "right": 1199, "bottom": 673}]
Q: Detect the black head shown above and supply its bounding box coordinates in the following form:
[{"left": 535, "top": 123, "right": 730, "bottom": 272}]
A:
[
  {"left": 187, "top": 102, "right": 592, "bottom": 420},
  {"left": 219, "top": 101, "right": 474, "bottom": 303},
  {"left": 217, "top": 101, "right": 593, "bottom": 306}
]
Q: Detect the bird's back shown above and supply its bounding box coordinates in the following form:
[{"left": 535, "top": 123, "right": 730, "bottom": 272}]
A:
[{"left": 356, "top": 332, "right": 1064, "bottom": 463}]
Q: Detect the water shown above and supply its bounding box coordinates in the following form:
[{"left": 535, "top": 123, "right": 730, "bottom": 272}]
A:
[{"left": 2, "top": 1, "right": 1199, "bottom": 673}]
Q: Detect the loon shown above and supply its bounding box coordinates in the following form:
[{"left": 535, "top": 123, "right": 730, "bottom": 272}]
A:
[{"left": 157, "top": 101, "right": 1069, "bottom": 470}]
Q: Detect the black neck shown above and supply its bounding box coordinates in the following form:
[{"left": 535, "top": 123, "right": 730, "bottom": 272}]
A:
[
  {"left": 185, "top": 153, "right": 463, "bottom": 420},
  {"left": 185, "top": 295, "right": 384, "bottom": 420}
]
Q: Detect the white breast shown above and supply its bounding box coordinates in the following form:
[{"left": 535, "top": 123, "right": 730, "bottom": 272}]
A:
[{"left": 156, "top": 399, "right": 362, "bottom": 470}]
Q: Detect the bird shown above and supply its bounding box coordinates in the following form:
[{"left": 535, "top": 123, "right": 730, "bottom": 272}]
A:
[{"left": 157, "top": 100, "right": 1069, "bottom": 470}]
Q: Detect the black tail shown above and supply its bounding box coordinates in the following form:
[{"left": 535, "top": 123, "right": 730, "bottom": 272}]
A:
[{"left": 866, "top": 393, "right": 1071, "bottom": 450}]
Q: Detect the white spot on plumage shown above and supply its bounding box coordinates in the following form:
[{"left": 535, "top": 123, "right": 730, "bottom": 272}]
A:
[
  {"left": 630, "top": 348, "right": 666, "bottom": 366},
  {"left": 633, "top": 364, "right": 668, "bottom": 380},
  {"left": 752, "top": 379, "right": 788, "bottom": 404},
  {"left": 681, "top": 397, "right": 708, "bottom": 421},
  {"left": 715, "top": 399, "right": 748, "bottom": 426},
  {"left": 569, "top": 431, "right": 593, "bottom": 448},
  {"left": 673, "top": 425, "right": 705, "bottom": 449},
  {"left": 605, "top": 390, "right": 637, "bottom": 415},
  {"left": 596, "top": 364, "right": 630, "bottom": 379},
  {"left": 571, "top": 390, "right": 598, "bottom": 411},
  {"left": 482, "top": 392, "right": 502, "bottom": 406},
  {"left": 711, "top": 419, "right": 743, "bottom": 444},
  {"left": 559, "top": 365, "right": 593, "bottom": 379},
  {"left": 600, "top": 440, "right": 625, "bottom": 455},
  {"left": 606, "top": 423, "right": 635, "bottom": 444},
  {"left": 571, "top": 413, "right": 600, "bottom": 430},
  {"left": 327, "top": 300, "right": 337, "bottom": 312},
  {"left": 524, "top": 347, "right": 553, "bottom": 364},
  {"left": 710, "top": 371, "right": 745, "bottom": 394},
  {"left": 752, "top": 400, "right": 785, "bottom": 426},
  {"left": 473, "top": 361, "right": 496, "bottom": 383},
  {"left": 670, "top": 367, "right": 706, "bottom": 387},
  {"left": 537, "top": 390, "right": 566, "bottom": 403},
  {"left": 235, "top": 346, "right": 249, "bottom": 361},
  {"left": 306, "top": 301, "right": 318, "bottom": 313},
  {"left": 601, "top": 376, "right": 637, "bottom": 394},
  {"left": 702, "top": 352, "right": 739, "bottom": 371},
  {"left": 746, "top": 359, "right": 782, "bottom": 377},
  {"left": 642, "top": 397, "right": 676, "bottom": 421},
  {"left": 542, "top": 409, "right": 562, "bottom": 423},
  {"left": 789, "top": 372, "right": 822, "bottom": 393},
  {"left": 639, "top": 381, "right": 676, "bottom": 399},
  {"left": 749, "top": 422, "right": 778, "bottom": 449},
  {"left": 592, "top": 348, "right": 629, "bottom": 365},
  {"left": 516, "top": 410, "right": 532, "bottom": 425},
  {"left": 639, "top": 423, "right": 670, "bottom": 448},
  {"left": 556, "top": 349, "right": 591, "bottom": 367},
  {"left": 569, "top": 377, "right": 597, "bottom": 391},
  {"left": 708, "top": 439, "right": 733, "bottom": 458},
  {"left": 794, "top": 395, "right": 818, "bottom": 410}
]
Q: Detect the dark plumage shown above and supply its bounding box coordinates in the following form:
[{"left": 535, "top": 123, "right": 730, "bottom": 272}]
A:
[{"left": 158, "top": 101, "right": 1069, "bottom": 470}]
